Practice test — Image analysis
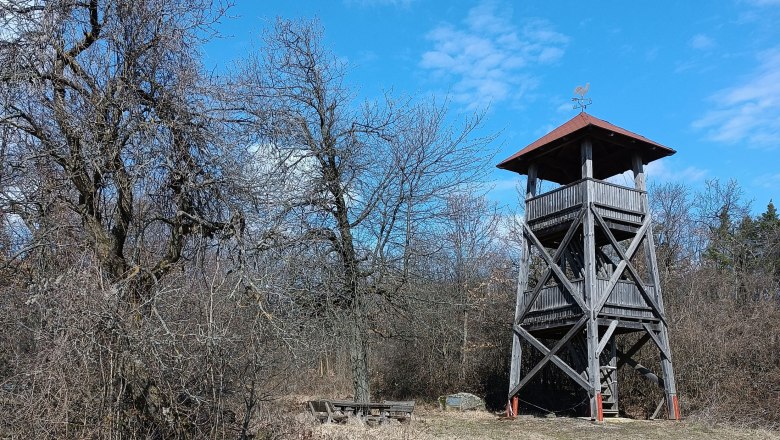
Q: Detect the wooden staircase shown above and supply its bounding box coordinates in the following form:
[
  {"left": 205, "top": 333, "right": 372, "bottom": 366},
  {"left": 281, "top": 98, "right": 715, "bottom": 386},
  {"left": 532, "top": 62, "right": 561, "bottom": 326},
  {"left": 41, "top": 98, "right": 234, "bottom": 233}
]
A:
[
  {"left": 568, "top": 334, "right": 620, "bottom": 417},
  {"left": 600, "top": 365, "right": 619, "bottom": 416}
]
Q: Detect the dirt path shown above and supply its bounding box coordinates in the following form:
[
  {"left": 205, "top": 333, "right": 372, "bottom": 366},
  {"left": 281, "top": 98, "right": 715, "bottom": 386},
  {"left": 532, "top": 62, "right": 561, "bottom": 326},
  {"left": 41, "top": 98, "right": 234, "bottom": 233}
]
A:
[{"left": 313, "top": 409, "right": 780, "bottom": 440}]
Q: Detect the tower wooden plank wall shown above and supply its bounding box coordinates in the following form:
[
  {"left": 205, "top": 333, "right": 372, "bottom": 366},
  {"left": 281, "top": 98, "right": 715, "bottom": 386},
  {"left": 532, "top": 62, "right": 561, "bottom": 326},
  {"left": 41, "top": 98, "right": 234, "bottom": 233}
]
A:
[{"left": 499, "top": 112, "right": 681, "bottom": 422}]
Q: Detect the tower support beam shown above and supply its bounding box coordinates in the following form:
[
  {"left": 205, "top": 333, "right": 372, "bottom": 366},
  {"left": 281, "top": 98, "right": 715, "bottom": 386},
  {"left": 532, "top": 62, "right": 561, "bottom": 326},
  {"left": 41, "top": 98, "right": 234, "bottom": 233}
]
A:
[
  {"left": 508, "top": 163, "right": 537, "bottom": 416},
  {"left": 581, "top": 141, "right": 602, "bottom": 421},
  {"left": 633, "top": 153, "right": 681, "bottom": 420}
]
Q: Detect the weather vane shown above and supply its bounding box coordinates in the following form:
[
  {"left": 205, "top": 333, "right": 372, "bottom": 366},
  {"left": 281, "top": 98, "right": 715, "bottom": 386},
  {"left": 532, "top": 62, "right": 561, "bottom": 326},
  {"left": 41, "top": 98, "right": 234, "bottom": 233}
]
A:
[{"left": 572, "top": 82, "right": 591, "bottom": 112}]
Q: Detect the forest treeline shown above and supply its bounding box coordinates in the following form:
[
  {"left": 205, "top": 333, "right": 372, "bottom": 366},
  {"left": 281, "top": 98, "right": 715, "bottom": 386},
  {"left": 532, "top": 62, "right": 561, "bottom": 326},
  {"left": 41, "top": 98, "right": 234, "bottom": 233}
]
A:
[{"left": 0, "top": 1, "right": 778, "bottom": 438}]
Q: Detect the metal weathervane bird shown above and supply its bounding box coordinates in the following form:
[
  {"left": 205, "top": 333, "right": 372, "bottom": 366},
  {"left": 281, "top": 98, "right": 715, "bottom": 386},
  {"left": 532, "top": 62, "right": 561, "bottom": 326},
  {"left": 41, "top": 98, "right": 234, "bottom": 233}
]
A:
[{"left": 572, "top": 82, "right": 592, "bottom": 112}]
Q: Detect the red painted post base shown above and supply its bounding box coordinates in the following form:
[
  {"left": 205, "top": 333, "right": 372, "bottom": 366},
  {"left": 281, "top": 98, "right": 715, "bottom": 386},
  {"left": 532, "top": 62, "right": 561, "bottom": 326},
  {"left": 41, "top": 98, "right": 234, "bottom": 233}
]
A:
[
  {"left": 506, "top": 396, "right": 519, "bottom": 417},
  {"left": 672, "top": 395, "right": 681, "bottom": 420},
  {"left": 595, "top": 393, "right": 604, "bottom": 422}
]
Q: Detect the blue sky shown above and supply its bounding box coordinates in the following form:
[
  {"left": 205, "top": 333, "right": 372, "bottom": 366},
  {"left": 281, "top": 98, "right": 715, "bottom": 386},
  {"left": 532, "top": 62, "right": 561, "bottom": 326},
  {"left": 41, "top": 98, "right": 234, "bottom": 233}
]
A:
[{"left": 204, "top": 0, "right": 780, "bottom": 214}]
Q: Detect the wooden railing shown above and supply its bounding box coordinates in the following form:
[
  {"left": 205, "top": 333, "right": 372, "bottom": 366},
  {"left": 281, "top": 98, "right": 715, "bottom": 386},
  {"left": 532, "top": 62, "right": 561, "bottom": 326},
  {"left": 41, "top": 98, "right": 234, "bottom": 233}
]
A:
[
  {"left": 592, "top": 180, "right": 642, "bottom": 212},
  {"left": 526, "top": 281, "right": 584, "bottom": 313},
  {"left": 522, "top": 279, "right": 655, "bottom": 325},
  {"left": 526, "top": 180, "right": 583, "bottom": 220},
  {"left": 525, "top": 179, "right": 644, "bottom": 227}
]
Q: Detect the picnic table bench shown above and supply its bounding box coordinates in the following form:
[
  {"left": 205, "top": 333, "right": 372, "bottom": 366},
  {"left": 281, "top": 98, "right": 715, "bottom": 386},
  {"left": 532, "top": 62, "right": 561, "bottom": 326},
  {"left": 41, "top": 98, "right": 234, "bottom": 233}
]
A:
[
  {"left": 308, "top": 399, "right": 415, "bottom": 425},
  {"left": 382, "top": 400, "right": 415, "bottom": 423},
  {"left": 307, "top": 399, "right": 348, "bottom": 424}
]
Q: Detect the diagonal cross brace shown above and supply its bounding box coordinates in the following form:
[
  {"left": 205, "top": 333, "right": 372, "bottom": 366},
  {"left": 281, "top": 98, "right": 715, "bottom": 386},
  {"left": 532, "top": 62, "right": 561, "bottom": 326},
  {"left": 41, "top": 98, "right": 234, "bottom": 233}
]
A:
[
  {"left": 616, "top": 333, "right": 651, "bottom": 369},
  {"left": 616, "top": 348, "right": 665, "bottom": 389},
  {"left": 523, "top": 220, "right": 590, "bottom": 314},
  {"left": 511, "top": 317, "right": 593, "bottom": 396},
  {"left": 596, "top": 319, "right": 619, "bottom": 356},
  {"left": 591, "top": 206, "right": 666, "bottom": 324},
  {"left": 510, "top": 317, "right": 588, "bottom": 396},
  {"left": 593, "top": 212, "right": 650, "bottom": 312},
  {"left": 642, "top": 323, "right": 672, "bottom": 360},
  {"left": 516, "top": 207, "right": 587, "bottom": 324},
  {"left": 591, "top": 212, "right": 666, "bottom": 325}
]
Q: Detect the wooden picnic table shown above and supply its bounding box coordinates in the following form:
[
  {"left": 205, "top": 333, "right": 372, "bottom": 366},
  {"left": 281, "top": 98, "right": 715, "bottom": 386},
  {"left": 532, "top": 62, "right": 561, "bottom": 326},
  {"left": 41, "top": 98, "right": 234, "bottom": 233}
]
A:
[
  {"left": 308, "top": 399, "right": 415, "bottom": 425},
  {"left": 329, "top": 400, "right": 393, "bottom": 422}
]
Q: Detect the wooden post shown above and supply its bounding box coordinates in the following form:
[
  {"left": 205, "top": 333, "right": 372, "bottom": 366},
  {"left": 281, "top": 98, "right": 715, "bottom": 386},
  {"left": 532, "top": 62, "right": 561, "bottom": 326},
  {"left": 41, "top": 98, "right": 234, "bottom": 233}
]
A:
[
  {"left": 581, "top": 140, "right": 593, "bottom": 179},
  {"left": 527, "top": 163, "right": 538, "bottom": 199},
  {"left": 632, "top": 153, "right": 680, "bottom": 420},
  {"left": 508, "top": 163, "right": 537, "bottom": 416},
  {"left": 582, "top": 140, "right": 602, "bottom": 421},
  {"left": 632, "top": 153, "right": 646, "bottom": 191}
]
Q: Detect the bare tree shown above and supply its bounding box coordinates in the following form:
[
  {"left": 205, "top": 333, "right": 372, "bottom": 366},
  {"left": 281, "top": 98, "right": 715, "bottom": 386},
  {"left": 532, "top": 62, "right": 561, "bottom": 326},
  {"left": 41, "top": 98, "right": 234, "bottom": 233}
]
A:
[
  {"left": 0, "top": 0, "right": 239, "bottom": 302},
  {"left": 238, "top": 18, "right": 493, "bottom": 402},
  {"left": 441, "top": 194, "right": 500, "bottom": 382},
  {"left": 649, "top": 182, "right": 696, "bottom": 274},
  {"left": 0, "top": 1, "right": 298, "bottom": 437}
]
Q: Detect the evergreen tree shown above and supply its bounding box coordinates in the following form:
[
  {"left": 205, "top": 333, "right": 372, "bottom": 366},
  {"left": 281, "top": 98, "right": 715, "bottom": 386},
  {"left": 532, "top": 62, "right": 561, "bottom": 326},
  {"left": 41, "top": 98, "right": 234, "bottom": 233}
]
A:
[
  {"left": 756, "top": 200, "right": 780, "bottom": 279},
  {"left": 705, "top": 205, "right": 735, "bottom": 269}
]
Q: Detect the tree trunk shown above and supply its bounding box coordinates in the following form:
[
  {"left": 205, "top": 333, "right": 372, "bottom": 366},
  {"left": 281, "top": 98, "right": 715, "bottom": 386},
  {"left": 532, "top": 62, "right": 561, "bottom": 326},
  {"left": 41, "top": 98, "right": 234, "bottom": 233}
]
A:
[
  {"left": 349, "top": 305, "right": 371, "bottom": 402},
  {"left": 461, "top": 308, "right": 468, "bottom": 383}
]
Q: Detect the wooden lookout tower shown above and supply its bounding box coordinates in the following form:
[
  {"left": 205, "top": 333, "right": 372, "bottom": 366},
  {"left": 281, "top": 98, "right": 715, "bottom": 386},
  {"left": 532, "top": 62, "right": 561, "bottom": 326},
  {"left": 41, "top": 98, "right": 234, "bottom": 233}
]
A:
[{"left": 500, "top": 112, "right": 681, "bottom": 422}]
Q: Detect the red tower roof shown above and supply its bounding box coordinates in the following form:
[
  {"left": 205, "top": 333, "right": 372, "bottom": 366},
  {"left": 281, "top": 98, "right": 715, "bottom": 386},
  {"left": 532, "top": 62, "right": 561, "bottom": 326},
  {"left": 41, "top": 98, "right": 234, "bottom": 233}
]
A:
[{"left": 497, "top": 112, "right": 676, "bottom": 184}]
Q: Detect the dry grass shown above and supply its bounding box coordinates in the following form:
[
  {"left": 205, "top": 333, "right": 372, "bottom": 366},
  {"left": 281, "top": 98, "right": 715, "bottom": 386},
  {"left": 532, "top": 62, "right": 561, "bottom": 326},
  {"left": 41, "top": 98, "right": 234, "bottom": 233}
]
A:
[{"left": 299, "top": 408, "right": 780, "bottom": 440}]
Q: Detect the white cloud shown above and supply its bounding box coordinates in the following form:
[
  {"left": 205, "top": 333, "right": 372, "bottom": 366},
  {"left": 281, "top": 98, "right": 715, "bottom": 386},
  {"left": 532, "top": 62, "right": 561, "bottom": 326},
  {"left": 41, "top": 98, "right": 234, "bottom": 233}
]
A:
[
  {"left": 494, "top": 213, "right": 525, "bottom": 243},
  {"left": 246, "top": 142, "right": 321, "bottom": 201},
  {"left": 556, "top": 101, "right": 574, "bottom": 113},
  {"left": 489, "top": 178, "right": 520, "bottom": 192},
  {"left": 752, "top": 172, "right": 780, "bottom": 189},
  {"left": 744, "top": 0, "right": 780, "bottom": 5},
  {"left": 419, "top": 1, "right": 568, "bottom": 109},
  {"left": 645, "top": 46, "right": 660, "bottom": 61},
  {"left": 692, "top": 47, "right": 780, "bottom": 147},
  {"left": 689, "top": 34, "right": 714, "bottom": 50},
  {"left": 646, "top": 161, "right": 708, "bottom": 182},
  {"left": 606, "top": 161, "right": 707, "bottom": 186}
]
